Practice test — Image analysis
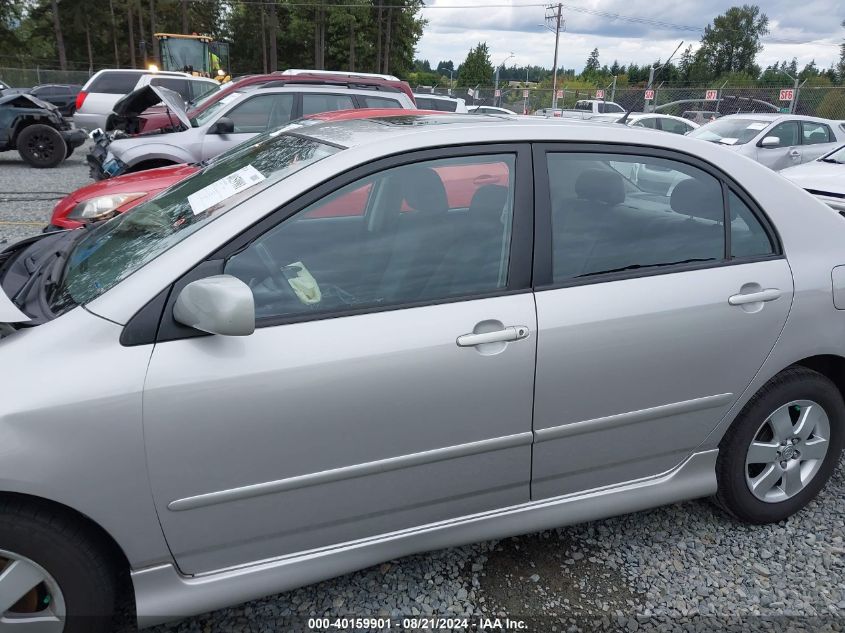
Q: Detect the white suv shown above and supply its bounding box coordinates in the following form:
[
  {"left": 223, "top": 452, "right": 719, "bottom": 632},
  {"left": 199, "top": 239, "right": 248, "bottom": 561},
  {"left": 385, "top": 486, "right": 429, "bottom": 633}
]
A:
[{"left": 73, "top": 69, "right": 219, "bottom": 131}]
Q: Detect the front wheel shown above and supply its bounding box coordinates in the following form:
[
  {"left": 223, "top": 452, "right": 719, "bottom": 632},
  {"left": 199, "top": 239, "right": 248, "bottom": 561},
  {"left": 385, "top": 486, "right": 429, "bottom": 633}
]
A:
[
  {"left": 16, "top": 124, "right": 67, "bottom": 168},
  {"left": 715, "top": 366, "right": 845, "bottom": 523},
  {"left": 0, "top": 501, "right": 117, "bottom": 632}
]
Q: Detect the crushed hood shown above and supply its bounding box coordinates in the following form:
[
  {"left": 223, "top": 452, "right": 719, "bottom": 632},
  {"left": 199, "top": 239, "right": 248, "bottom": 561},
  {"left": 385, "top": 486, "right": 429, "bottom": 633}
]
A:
[
  {"left": 0, "top": 92, "right": 59, "bottom": 112},
  {"left": 110, "top": 85, "right": 191, "bottom": 129}
]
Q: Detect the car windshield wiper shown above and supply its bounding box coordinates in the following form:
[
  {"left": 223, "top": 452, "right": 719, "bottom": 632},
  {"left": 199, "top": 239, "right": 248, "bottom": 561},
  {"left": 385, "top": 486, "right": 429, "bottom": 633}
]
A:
[
  {"left": 576, "top": 258, "right": 715, "bottom": 278},
  {"left": 819, "top": 157, "right": 842, "bottom": 164}
]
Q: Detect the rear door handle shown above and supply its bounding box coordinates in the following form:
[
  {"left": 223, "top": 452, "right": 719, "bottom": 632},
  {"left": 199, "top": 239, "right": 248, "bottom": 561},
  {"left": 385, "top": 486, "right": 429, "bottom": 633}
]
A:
[
  {"left": 457, "top": 326, "right": 529, "bottom": 347},
  {"left": 728, "top": 288, "right": 781, "bottom": 305}
]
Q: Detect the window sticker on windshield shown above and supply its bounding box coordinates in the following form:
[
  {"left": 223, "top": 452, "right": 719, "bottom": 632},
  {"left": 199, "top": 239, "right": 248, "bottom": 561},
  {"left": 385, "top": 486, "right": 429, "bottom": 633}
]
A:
[
  {"left": 188, "top": 164, "right": 266, "bottom": 215},
  {"left": 718, "top": 137, "right": 739, "bottom": 145},
  {"left": 747, "top": 122, "right": 768, "bottom": 130}
]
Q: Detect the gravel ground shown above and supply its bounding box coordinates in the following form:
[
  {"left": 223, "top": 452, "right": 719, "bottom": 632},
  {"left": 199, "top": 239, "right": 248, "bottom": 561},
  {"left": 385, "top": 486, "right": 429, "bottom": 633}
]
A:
[{"left": 1, "top": 152, "right": 843, "bottom": 633}]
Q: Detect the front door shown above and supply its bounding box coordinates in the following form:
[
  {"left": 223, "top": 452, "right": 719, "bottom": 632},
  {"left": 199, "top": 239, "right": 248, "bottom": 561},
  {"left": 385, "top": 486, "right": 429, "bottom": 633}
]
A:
[
  {"left": 530, "top": 148, "right": 793, "bottom": 498},
  {"left": 756, "top": 120, "right": 801, "bottom": 170},
  {"left": 201, "top": 92, "right": 295, "bottom": 161},
  {"left": 142, "top": 148, "right": 537, "bottom": 574}
]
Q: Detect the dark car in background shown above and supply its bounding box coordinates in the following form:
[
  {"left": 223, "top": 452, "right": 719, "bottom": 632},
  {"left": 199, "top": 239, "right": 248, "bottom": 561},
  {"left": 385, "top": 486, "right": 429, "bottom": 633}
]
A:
[{"left": 22, "top": 84, "right": 83, "bottom": 116}]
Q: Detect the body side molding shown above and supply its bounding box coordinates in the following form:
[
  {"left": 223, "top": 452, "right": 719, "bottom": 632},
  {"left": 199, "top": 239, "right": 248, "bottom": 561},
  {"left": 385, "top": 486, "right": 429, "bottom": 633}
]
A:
[{"left": 135, "top": 449, "right": 718, "bottom": 627}]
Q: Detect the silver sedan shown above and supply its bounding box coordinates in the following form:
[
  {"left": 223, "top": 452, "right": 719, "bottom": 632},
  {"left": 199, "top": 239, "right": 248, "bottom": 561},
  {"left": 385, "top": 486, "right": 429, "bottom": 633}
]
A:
[{"left": 0, "top": 114, "right": 843, "bottom": 631}]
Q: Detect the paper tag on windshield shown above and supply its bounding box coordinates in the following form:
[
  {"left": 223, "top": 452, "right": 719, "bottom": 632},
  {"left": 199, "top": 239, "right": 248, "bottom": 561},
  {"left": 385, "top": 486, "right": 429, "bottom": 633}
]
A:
[
  {"left": 188, "top": 164, "right": 266, "bottom": 215},
  {"left": 747, "top": 122, "right": 768, "bottom": 130},
  {"left": 719, "top": 137, "right": 739, "bottom": 145}
]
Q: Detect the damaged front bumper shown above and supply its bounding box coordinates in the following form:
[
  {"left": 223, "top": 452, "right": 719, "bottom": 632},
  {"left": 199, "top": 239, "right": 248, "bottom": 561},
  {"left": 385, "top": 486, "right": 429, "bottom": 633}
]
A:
[{"left": 86, "top": 135, "right": 126, "bottom": 180}]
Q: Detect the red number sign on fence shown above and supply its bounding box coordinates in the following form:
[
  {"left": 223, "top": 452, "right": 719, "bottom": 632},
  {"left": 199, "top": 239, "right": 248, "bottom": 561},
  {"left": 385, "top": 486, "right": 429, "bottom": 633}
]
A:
[
  {"left": 644, "top": 89, "right": 655, "bottom": 100},
  {"left": 779, "top": 89, "right": 794, "bottom": 101},
  {"left": 705, "top": 90, "right": 718, "bottom": 101},
  {"left": 556, "top": 89, "right": 563, "bottom": 99},
  {"left": 523, "top": 89, "right": 530, "bottom": 98},
  {"left": 595, "top": 89, "right": 604, "bottom": 99}
]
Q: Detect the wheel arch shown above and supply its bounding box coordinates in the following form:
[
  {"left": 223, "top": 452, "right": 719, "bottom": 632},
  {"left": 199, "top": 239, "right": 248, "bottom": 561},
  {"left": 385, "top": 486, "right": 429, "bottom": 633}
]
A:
[
  {"left": 0, "top": 491, "right": 131, "bottom": 581},
  {"left": 791, "top": 354, "right": 845, "bottom": 403}
]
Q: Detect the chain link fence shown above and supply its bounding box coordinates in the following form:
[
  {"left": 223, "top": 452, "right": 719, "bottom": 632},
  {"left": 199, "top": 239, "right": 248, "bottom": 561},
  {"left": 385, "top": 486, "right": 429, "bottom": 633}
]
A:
[
  {"left": 418, "top": 84, "right": 845, "bottom": 120},
  {"left": 0, "top": 67, "right": 93, "bottom": 88}
]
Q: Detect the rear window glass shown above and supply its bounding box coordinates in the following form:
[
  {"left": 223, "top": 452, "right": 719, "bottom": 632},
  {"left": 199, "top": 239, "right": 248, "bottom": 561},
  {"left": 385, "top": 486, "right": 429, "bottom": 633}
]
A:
[
  {"left": 88, "top": 72, "right": 142, "bottom": 94},
  {"left": 415, "top": 97, "right": 457, "bottom": 112},
  {"left": 362, "top": 96, "right": 402, "bottom": 109}
]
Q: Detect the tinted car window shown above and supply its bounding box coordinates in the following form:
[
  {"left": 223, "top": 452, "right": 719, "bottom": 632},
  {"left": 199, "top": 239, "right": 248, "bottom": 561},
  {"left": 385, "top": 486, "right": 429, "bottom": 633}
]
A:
[
  {"left": 191, "top": 81, "right": 219, "bottom": 102},
  {"left": 690, "top": 118, "right": 770, "bottom": 145},
  {"left": 801, "top": 121, "right": 833, "bottom": 145},
  {"left": 632, "top": 117, "right": 658, "bottom": 129},
  {"left": 225, "top": 154, "right": 516, "bottom": 320},
  {"left": 226, "top": 94, "right": 293, "bottom": 133},
  {"left": 415, "top": 97, "right": 457, "bottom": 112},
  {"left": 547, "top": 153, "right": 725, "bottom": 281},
  {"left": 660, "top": 118, "right": 693, "bottom": 135},
  {"left": 729, "top": 191, "right": 774, "bottom": 258},
  {"left": 150, "top": 77, "right": 191, "bottom": 101},
  {"left": 88, "top": 72, "right": 142, "bottom": 94},
  {"left": 362, "top": 96, "right": 402, "bottom": 109},
  {"left": 302, "top": 93, "right": 355, "bottom": 116},
  {"left": 765, "top": 121, "right": 800, "bottom": 147}
]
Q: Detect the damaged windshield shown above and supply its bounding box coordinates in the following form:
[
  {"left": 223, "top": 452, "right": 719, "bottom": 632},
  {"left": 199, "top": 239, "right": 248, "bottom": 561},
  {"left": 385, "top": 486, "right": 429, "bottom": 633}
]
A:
[{"left": 49, "top": 131, "right": 339, "bottom": 315}]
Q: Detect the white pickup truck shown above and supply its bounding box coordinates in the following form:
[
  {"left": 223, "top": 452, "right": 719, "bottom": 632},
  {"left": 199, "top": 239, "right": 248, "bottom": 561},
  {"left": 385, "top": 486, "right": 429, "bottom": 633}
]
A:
[{"left": 536, "top": 99, "right": 625, "bottom": 118}]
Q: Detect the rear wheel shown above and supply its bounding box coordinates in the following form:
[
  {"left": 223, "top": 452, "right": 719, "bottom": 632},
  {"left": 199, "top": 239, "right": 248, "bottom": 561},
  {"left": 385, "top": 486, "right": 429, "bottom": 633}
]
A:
[
  {"left": 0, "top": 502, "right": 117, "bottom": 632},
  {"left": 16, "top": 124, "right": 67, "bottom": 168},
  {"left": 715, "top": 367, "right": 845, "bottom": 523}
]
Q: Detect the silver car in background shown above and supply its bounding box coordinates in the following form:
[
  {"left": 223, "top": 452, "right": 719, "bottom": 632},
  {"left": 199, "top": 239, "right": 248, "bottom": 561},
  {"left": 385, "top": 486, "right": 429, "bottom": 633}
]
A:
[
  {"left": 780, "top": 143, "right": 845, "bottom": 212},
  {"left": 689, "top": 113, "right": 845, "bottom": 170},
  {"left": 94, "top": 84, "right": 416, "bottom": 178},
  {"left": 73, "top": 69, "right": 219, "bottom": 131},
  {"left": 0, "top": 115, "right": 844, "bottom": 632}
]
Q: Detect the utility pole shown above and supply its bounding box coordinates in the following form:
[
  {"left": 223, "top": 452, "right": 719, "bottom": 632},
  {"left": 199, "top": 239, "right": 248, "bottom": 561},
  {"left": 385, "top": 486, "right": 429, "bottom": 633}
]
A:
[
  {"left": 545, "top": 4, "right": 564, "bottom": 110},
  {"left": 494, "top": 52, "right": 514, "bottom": 108}
]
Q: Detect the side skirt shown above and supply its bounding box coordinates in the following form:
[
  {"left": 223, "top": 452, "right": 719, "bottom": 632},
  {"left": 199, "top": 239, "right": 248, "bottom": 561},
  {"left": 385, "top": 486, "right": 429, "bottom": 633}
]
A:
[{"left": 133, "top": 449, "right": 718, "bottom": 627}]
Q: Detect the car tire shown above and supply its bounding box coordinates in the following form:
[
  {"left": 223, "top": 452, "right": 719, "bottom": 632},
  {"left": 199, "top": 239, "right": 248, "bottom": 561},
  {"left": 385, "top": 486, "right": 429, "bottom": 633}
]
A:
[
  {"left": 714, "top": 366, "right": 845, "bottom": 524},
  {"left": 0, "top": 499, "right": 117, "bottom": 633},
  {"left": 16, "top": 124, "right": 67, "bottom": 168}
]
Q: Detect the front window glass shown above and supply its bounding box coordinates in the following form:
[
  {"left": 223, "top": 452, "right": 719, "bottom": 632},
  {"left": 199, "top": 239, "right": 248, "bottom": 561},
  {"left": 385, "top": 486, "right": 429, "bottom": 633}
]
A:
[
  {"left": 191, "top": 91, "right": 244, "bottom": 126},
  {"left": 765, "top": 121, "right": 800, "bottom": 147},
  {"left": 224, "top": 154, "right": 516, "bottom": 320},
  {"left": 689, "top": 118, "right": 770, "bottom": 145},
  {"left": 50, "top": 133, "right": 339, "bottom": 315}
]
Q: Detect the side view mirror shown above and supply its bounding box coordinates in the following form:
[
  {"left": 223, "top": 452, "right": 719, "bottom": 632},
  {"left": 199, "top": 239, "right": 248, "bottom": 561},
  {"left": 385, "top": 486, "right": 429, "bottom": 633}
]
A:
[
  {"left": 210, "top": 116, "right": 234, "bottom": 135},
  {"left": 173, "top": 275, "right": 255, "bottom": 336},
  {"left": 760, "top": 136, "right": 781, "bottom": 147}
]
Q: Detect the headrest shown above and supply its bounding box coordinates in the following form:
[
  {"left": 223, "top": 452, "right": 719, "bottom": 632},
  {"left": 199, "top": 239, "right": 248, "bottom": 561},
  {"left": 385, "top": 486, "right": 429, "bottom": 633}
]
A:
[
  {"left": 574, "top": 169, "right": 625, "bottom": 206},
  {"left": 402, "top": 166, "right": 448, "bottom": 213},
  {"left": 469, "top": 184, "right": 509, "bottom": 217},
  {"left": 670, "top": 178, "right": 723, "bottom": 223}
]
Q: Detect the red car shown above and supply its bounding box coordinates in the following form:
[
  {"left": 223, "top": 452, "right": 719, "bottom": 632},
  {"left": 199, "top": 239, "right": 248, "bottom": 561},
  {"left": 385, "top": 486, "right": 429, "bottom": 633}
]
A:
[
  {"left": 128, "top": 72, "right": 416, "bottom": 134},
  {"left": 50, "top": 109, "right": 508, "bottom": 230}
]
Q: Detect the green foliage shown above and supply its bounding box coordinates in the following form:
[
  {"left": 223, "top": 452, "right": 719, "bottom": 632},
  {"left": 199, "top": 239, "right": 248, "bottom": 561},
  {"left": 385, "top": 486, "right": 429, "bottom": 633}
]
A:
[
  {"left": 582, "top": 48, "right": 600, "bottom": 77},
  {"left": 694, "top": 5, "right": 768, "bottom": 78},
  {"left": 817, "top": 89, "right": 845, "bottom": 118},
  {"left": 456, "top": 42, "right": 493, "bottom": 87}
]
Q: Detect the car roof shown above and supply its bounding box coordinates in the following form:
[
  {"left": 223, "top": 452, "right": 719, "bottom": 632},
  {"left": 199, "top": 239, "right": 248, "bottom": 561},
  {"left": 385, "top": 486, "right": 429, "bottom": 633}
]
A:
[
  {"left": 296, "top": 112, "right": 670, "bottom": 150},
  {"left": 719, "top": 113, "right": 835, "bottom": 123}
]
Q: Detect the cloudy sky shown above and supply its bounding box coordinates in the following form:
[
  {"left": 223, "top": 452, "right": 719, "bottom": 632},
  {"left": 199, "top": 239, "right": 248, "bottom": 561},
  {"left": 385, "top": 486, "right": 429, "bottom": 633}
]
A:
[{"left": 415, "top": 0, "right": 844, "bottom": 75}]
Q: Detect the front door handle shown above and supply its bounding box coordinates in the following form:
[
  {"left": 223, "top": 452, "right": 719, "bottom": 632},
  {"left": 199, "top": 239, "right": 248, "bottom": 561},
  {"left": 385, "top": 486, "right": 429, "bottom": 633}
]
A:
[
  {"left": 457, "top": 325, "right": 529, "bottom": 347},
  {"left": 789, "top": 150, "right": 801, "bottom": 159},
  {"left": 729, "top": 288, "right": 781, "bottom": 306}
]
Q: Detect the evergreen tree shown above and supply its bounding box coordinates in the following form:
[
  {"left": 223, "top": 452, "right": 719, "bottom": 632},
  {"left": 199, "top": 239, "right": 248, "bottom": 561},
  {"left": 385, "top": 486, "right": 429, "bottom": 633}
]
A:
[{"left": 456, "top": 42, "right": 493, "bottom": 87}]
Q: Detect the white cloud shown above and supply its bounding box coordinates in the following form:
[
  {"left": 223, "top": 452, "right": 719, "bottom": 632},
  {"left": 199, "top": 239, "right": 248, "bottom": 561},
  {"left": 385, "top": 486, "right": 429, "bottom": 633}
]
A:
[{"left": 415, "top": 0, "right": 843, "bottom": 74}]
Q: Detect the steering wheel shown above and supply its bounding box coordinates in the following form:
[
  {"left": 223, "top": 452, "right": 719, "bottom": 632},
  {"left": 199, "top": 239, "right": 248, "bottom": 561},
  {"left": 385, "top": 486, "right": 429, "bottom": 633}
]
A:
[{"left": 252, "top": 242, "right": 303, "bottom": 304}]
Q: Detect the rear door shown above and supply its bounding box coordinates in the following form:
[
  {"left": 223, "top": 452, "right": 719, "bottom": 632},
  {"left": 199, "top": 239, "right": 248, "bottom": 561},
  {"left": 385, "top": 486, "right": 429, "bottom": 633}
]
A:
[
  {"left": 530, "top": 145, "right": 793, "bottom": 498},
  {"left": 800, "top": 120, "right": 837, "bottom": 163},
  {"left": 143, "top": 146, "right": 537, "bottom": 574}
]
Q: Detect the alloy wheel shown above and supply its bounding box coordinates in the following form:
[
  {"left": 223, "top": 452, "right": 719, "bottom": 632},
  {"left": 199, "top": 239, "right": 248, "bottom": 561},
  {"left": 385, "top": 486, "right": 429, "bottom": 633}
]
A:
[
  {"left": 745, "top": 400, "right": 831, "bottom": 503},
  {"left": 25, "top": 132, "right": 57, "bottom": 162},
  {"left": 0, "top": 549, "right": 65, "bottom": 632}
]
